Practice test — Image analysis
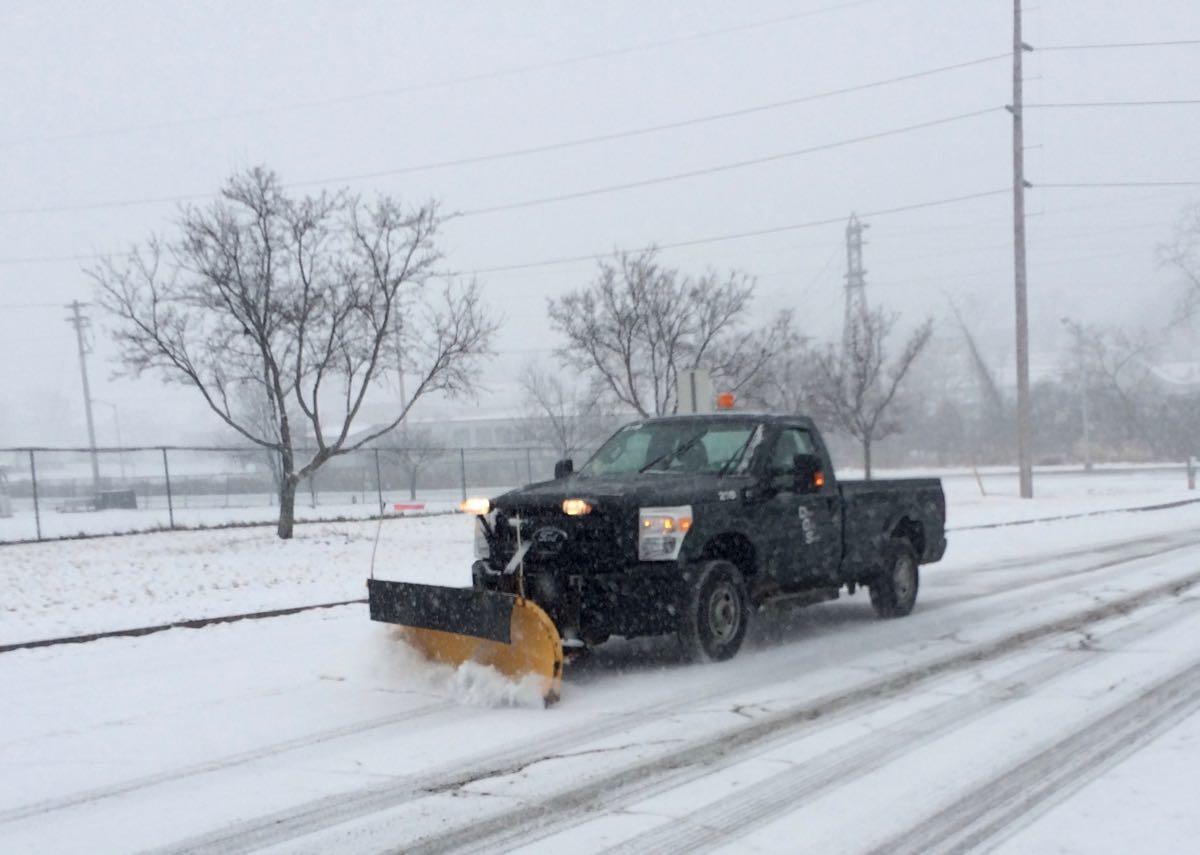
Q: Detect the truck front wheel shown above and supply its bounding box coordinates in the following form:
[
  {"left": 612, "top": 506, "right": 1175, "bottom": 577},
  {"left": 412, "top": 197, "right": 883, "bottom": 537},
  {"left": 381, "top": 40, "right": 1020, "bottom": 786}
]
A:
[
  {"left": 678, "top": 560, "right": 749, "bottom": 662},
  {"left": 870, "top": 539, "right": 919, "bottom": 618}
]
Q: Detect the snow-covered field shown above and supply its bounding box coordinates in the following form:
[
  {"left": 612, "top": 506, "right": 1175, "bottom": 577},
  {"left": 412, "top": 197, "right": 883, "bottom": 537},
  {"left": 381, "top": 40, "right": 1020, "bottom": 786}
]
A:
[
  {"left": 2, "top": 473, "right": 1200, "bottom": 853},
  {"left": 0, "top": 488, "right": 472, "bottom": 543}
]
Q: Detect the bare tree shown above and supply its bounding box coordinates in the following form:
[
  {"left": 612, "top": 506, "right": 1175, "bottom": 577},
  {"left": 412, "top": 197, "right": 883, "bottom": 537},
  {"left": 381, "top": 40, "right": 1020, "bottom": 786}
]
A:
[
  {"left": 1060, "top": 319, "right": 1156, "bottom": 452},
  {"left": 381, "top": 426, "right": 444, "bottom": 501},
  {"left": 547, "top": 249, "right": 798, "bottom": 416},
  {"left": 806, "top": 305, "right": 933, "bottom": 479},
  {"left": 733, "top": 330, "right": 811, "bottom": 413},
  {"left": 92, "top": 167, "right": 495, "bottom": 538},
  {"left": 944, "top": 301, "right": 1011, "bottom": 463},
  {"left": 1160, "top": 202, "right": 1200, "bottom": 324},
  {"left": 517, "top": 365, "right": 614, "bottom": 458}
]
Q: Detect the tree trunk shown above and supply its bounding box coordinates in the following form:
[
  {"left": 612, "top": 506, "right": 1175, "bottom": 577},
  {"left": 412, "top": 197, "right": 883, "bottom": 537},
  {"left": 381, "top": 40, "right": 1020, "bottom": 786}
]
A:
[
  {"left": 277, "top": 476, "right": 298, "bottom": 539},
  {"left": 862, "top": 438, "right": 872, "bottom": 481},
  {"left": 408, "top": 471, "right": 417, "bottom": 500}
]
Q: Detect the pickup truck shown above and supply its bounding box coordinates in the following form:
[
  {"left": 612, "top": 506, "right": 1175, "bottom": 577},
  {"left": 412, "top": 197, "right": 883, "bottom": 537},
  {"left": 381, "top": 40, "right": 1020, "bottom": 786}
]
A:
[{"left": 469, "top": 413, "right": 946, "bottom": 662}]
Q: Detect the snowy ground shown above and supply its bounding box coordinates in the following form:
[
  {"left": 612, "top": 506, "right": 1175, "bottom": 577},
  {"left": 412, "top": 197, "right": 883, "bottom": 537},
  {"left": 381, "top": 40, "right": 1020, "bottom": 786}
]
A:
[
  {"left": 0, "top": 488, "right": 470, "bottom": 543},
  {"left": 2, "top": 474, "right": 1200, "bottom": 853}
]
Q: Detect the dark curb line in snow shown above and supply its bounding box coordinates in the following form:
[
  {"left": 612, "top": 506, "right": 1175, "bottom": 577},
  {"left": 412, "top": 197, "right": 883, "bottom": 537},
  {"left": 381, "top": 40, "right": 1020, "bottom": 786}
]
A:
[
  {"left": 0, "top": 598, "right": 367, "bottom": 655},
  {"left": 0, "top": 509, "right": 457, "bottom": 549},
  {"left": 949, "top": 496, "right": 1200, "bottom": 532}
]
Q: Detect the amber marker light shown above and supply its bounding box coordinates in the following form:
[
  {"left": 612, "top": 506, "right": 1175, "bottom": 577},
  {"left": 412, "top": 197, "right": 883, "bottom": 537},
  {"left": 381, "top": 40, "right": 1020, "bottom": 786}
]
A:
[
  {"left": 814, "top": 471, "right": 826, "bottom": 489},
  {"left": 562, "top": 498, "right": 593, "bottom": 516},
  {"left": 460, "top": 497, "right": 493, "bottom": 515}
]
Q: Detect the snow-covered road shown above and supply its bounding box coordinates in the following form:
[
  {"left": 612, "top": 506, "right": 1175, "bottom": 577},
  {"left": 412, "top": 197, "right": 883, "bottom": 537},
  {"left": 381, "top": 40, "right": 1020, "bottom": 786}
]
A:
[{"left": 2, "top": 496, "right": 1200, "bottom": 853}]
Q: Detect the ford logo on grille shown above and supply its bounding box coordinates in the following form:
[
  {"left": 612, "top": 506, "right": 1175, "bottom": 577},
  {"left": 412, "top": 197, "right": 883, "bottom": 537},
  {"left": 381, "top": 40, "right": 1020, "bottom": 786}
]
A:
[{"left": 533, "top": 527, "right": 569, "bottom": 553}]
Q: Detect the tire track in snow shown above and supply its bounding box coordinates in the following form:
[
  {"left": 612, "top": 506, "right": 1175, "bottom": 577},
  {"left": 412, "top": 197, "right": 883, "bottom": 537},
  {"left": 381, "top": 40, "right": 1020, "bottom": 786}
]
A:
[
  {"left": 949, "top": 495, "right": 1200, "bottom": 532},
  {"left": 956, "top": 529, "right": 1192, "bottom": 576},
  {"left": 309, "top": 571, "right": 1200, "bottom": 855},
  {"left": 868, "top": 656, "right": 1200, "bottom": 855},
  {"left": 596, "top": 593, "right": 1200, "bottom": 855},
  {"left": 0, "top": 699, "right": 458, "bottom": 825},
  {"left": 145, "top": 535, "right": 1200, "bottom": 855}
]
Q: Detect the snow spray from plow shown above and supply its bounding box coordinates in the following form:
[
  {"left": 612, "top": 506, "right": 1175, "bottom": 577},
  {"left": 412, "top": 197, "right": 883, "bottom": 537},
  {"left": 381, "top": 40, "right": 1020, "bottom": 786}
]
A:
[{"left": 367, "top": 579, "right": 563, "bottom": 705}]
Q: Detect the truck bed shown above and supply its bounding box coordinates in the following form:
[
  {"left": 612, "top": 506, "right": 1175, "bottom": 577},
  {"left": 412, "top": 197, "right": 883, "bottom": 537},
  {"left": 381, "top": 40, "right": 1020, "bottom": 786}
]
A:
[{"left": 838, "top": 478, "right": 947, "bottom": 578}]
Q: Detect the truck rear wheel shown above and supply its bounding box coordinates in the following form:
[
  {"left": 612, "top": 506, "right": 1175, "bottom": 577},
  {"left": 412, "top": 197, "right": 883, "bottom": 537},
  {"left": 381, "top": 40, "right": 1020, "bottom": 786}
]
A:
[
  {"left": 678, "top": 560, "right": 749, "bottom": 662},
  {"left": 870, "top": 539, "right": 919, "bottom": 618}
]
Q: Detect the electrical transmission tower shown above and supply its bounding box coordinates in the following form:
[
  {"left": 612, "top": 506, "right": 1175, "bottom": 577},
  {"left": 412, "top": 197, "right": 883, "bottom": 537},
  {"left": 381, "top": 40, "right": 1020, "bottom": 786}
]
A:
[
  {"left": 843, "top": 213, "right": 869, "bottom": 349},
  {"left": 65, "top": 300, "right": 100, "bottom": 490}
]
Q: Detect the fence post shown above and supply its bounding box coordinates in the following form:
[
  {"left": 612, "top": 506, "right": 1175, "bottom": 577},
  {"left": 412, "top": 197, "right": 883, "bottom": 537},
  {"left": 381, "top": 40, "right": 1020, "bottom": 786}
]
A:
[
  {"left": 28, "top": 449, "right": 42, "bottom": 541},
  {"left": 526, "top": 448, "right": 533, "bottom": 483},
  {"left": 161, "top": 447, "right": 175, "bottom": 529},
  {"left": 459, "top": 448, "right": 467, "bottom": 501},
  {"left": 1189, "top": 457, "right": 1196, "bottom": 491},
  {"left": 374, "top": 448, "right": 384, "bottom": 512}
]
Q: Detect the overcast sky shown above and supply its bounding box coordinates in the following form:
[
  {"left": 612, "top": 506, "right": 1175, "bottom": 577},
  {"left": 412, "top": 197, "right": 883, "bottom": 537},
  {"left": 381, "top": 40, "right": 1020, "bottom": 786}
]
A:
[{"left": 1, "top": 0, "right": 1198, "bottom": 446}]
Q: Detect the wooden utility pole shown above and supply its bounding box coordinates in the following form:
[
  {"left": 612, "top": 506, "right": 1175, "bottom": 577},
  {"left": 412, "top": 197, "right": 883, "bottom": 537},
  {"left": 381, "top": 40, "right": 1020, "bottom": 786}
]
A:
[{"left": 1011, "top": 0, "right": 1034, "bottom": 498}]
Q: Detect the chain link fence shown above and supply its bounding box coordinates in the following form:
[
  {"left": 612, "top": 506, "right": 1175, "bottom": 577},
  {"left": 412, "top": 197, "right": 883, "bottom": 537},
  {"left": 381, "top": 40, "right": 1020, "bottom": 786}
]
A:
[{"left": 0, "top": 444, "right": 583, "bottom": 544}]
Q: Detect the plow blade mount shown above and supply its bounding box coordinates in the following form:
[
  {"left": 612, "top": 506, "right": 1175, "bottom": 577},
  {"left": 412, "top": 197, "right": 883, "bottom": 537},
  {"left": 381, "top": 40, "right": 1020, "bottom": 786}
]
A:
[{"left": 367, "top": 579, "right": 563, "bottom": 703}]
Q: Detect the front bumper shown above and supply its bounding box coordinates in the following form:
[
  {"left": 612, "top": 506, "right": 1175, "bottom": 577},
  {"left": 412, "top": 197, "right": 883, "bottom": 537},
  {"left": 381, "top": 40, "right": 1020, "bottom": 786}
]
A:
[{"left": 472, "top": 559, "right": 684, "bottom": 642}]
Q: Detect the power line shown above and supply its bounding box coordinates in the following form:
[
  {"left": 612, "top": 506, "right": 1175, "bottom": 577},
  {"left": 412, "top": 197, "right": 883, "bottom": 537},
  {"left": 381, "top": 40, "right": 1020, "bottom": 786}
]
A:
[
  {"left": 1037, "top": 181, "right": 1200, "bottom": 188},
  {"left": 874, "top": 218, "right": 1176, "bottom": 262},
  {"left": 469, "top": 211, "right": 1175, "bottom": 281},
  {"left": 1038, "top": 38, "right": 1200, "bottom": 52},
  {"left": 455, "top": 187, "right": 1010, "bottom": 275},
  {"left": 2, "top": 86, "right": 1009, "bottom": 217},
  {"left": 1035, "top": 187, "right": 1198, "bottom": 217},
  {"left": 2, "top": 182, "right": 1188, "bottom": 270},
  {"left": 455, "top": 107, "right": 1004, "bottom": 218},
  {"left": 870, "top": 246, "right": 1161, "bottom": 290},
  {"left": 285, "top": 54, "right": 1010, "bottom": 189},
  {"left": 0, "top": 192, "right": 211, "bottom": 217},
  {"left": 1025, "top": 99, "right": 1200, "bottom": 108},
  {"left": 0, "top": 250, "right": 134, "bottom": 266},
  {"left": 1, "top": 0, "right": 883, "bottom": 149}
]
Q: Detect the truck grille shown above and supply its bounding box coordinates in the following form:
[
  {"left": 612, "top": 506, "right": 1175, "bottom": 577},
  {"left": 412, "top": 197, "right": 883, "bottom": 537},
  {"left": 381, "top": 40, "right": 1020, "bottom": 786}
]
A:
[{"left": 491, "top": 507, "right": 633, "bottom": 571}]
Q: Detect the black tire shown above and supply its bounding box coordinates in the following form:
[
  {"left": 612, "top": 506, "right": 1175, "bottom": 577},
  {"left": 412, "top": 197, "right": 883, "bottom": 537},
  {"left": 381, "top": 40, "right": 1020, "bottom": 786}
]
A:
[
  {"left": 678, "top": 560, "right": 750, "bottom": 662},
  {"left": 870, "top": 539, "right": 919, "bottom": 618}
]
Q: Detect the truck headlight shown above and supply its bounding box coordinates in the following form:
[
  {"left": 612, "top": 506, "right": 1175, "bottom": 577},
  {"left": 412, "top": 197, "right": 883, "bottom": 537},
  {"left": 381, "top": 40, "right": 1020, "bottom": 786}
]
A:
[
  {"left": 461, "top": 496, "right": 492, "bottom": 515},
  {"left": 638, "top": 506, "right": 693, "bottom": 561}
]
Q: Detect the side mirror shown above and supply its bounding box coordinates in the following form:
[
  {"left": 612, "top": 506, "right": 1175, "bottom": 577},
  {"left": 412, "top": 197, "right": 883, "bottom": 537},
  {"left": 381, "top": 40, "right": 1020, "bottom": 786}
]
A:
[
  {"left": 791, "top": 453, "right": 825, "bottom": 493},
  {"left": 554, "top": 458, "right": 574, "bottom": 479}
]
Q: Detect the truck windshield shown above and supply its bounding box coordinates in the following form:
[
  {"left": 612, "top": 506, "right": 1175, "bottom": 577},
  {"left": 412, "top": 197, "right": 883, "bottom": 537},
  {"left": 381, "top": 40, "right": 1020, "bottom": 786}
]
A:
[{"left": 580, "top": 419, "right": 763, "bottom": 477}]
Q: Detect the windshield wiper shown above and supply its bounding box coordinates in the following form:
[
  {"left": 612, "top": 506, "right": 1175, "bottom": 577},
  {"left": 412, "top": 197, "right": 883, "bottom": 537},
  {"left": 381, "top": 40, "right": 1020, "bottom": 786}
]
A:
[
  {"left": 717, "top": 427, "right": 759, "bottom": 477},
  {"left": 639, "top": 431, "right": 707, "bottom": 473}
]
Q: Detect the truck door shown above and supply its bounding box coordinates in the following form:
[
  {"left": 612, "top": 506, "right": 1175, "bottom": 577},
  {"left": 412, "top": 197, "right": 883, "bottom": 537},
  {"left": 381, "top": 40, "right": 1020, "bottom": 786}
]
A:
[{"left": 760, "top": 426, "right": 842, "bottom": 585}]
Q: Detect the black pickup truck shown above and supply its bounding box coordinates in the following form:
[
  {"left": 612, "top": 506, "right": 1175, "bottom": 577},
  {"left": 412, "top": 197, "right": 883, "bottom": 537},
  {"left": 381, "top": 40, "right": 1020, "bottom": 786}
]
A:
[{"left": 470, "top": 413, "right": 946, "bottom": 661}]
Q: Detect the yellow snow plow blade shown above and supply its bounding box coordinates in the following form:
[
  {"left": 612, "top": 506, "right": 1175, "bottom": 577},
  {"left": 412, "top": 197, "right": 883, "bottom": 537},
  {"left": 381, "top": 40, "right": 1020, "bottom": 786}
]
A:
[{"left": 367, "top": 579, "right": 563, "bottom": 704}]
